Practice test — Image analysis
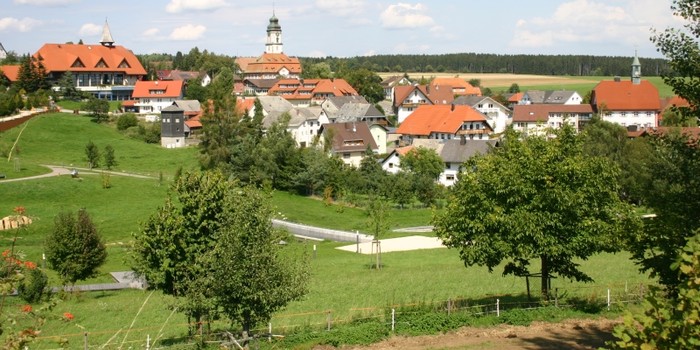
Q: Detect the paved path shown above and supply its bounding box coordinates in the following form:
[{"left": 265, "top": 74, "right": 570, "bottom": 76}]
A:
[{"left": 0, "top": 165, "right": 155, "bottom": 183}]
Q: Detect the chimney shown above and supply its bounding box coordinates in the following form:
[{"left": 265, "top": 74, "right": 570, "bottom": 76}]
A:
[{"left": 451, "top": 104, "right": 455, "bottom": 111}]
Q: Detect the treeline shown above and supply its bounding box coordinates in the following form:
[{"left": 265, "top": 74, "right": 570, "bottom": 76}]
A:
[{"left": 300, "top": 53, "right": 671, "bottom": 77}]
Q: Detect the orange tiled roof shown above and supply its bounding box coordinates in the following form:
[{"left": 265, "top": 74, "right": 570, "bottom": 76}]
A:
[
  {"left": 512, "top": 104, "right": 594, "bottom": 123},
  {"left": 185, "top": 114, "right": 202, "bottom": 128},
  {"left": 431, "top": 77, "right": 481, "bottom": 96},
  {"left": 396, "top": 105, "right": 488, "bottom": 136},
  {"left": 593, "top": 80, "right": 661, "bottom": 111},
  {"left": 661, "top": 95, "right": 691, "bottom": 111},
  {"left": 237, "top": 98, "right": 256, "bottom": 114},
  {"left": 34, "top": 43, "right": 146, "bottom": 76},
  {"left": 0, "top": 65, "right": 20, "bottom": 82},
  {"left": 132, "top": 80, "right": 184, "bottom": 98},
  {"left": 508, "top": 92, "right": 524, "bottom": 103},
  {"left": 236, "top": 53, "right": 302, "bottom": 75},
  {"left": 269, "top": 78, "right": 358, "bottom": 100}
]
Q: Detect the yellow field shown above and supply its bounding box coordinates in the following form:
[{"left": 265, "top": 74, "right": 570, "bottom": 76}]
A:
[{"left": 379, "top": 72, "right": 592, "bottom": 88}]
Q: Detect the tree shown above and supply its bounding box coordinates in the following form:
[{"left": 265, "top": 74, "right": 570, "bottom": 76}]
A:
[
  {"left": 116, "top": 113, "right": 139, "bottom": 131},
  {"left": 132, "top": 170, "right": 235, "bottom": 327},
  {"left": 626, "top": 130, "right": 700, "bottom": 295},
  {"left": 507, "top": 83, "right": 520, "bottom": 93},
  {"left": 651, "top": 0, "right": 700, "bottom": 123},
  {"left": 199, "top": 67, "right": 240, "bottom": 170},
  {"left": 103, "top": 145, "right": 116, "bottom": 170},
  {"left": 16, "top": 55, "right": 48, "bottom": 93},
  {"left": 57, "top": 72, "right": 81, "bottom": 101},
  {"left": 608, "top": 234, "right": 700, "bottom": 349},
  {"left": 401, "top": 147, "right": 443, "bottom": 181},
  {"left": 342, "top": 68, "right": 384, "bottom": 104},
  {"left": 84, "top": 97, "right": 109, "bottom": 123},
  {"left": 205, "top": 186, "right": 308, "bottom": 341},
  {"left": 44, "top": 209, "right": 107, "bottom": 286},
  {"left": 85, "top": 140, "right": 100, "bottom": 169},
  {"left": 184, "top": 77, "right": 207, "bottom": 102},
  {"left": 433, "top": 127, "right": 640, "bottom": 299}
]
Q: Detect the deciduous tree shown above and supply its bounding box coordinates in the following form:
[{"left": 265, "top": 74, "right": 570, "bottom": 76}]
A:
[
  {"left": 85, "top": 140, "right": 100, "bottom": 169},
  {"left": 44, "top": 209, "right": 107, "bottom": 286},
  {"left": 433, "top": 127, "right": 640, "bottom": 299}
]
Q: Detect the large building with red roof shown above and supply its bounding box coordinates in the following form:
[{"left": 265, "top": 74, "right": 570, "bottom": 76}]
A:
[
  {"left": 235, "top": 14, "right": 301, "bottom": 83},
  {"left": 32, "top": 21, "right": 146, "bottom": 100},
  {"left": 268, "top": 78, "right": 358, "bottom": 107},
  {"left": 591, "top": 54, "right": 660, "bottom": 129},
  {"left": 512, "top": 104, "right": 594, "bottom": 136},
  {"left": 130, "top": 80, "right": 184, "bottom": 114},
  {"left": 393, "top": 84, "right": 454, "bottom": 123}
]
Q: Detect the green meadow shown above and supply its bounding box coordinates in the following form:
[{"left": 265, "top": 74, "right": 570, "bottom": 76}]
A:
[{"left": 0, "top": 113, "right": 653, "bottom": 348}]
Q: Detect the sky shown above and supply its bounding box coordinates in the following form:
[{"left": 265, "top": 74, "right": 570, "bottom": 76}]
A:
[{"left": 0, "top": 0, "right": 684, "bottom": 59}]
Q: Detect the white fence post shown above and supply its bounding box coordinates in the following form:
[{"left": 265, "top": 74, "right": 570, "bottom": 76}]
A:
[
  {"left": 496, "top": 299, "right": 500, "bottom": 317},
  {"left": 607, "top": 289, "right": 611, "bottom": 310},
  {"left": 268, "top": 322, "right": 272, "bottom": 342},
  {"left": 391, "top": 308, "right": 395, "bottom": 332}
]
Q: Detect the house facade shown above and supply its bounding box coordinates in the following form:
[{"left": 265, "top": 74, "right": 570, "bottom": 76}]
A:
[
  {"left": 591, "top": 53, "right": 661, "bottom": 129},
  {"left": 33, "top": 21, "right": 146, "bottom": 100},
  {"left": 453, "top": 95, "right": 511, "bottom": 134},
  {"left": 511, "top": 104, "right": 594, "bottom": 135},
  {"left": 131, "top": 80, "right": 184, "bottom": 115},
  {"left": 381, "top": 75, "right": 411, "bottom": 101},
  {"left": 519, "top": 90, "right": 582, "bottom": 105},
  {"left": 268, "top": 78, "right": 358, "bottom": 107},
  {"left": 320, "top": 122, "right": 378, "bottom": 167}
]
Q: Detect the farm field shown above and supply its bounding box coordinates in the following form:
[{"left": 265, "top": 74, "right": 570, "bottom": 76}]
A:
[{"left": 0, "top": 112, "right": 654, "bottom": 348}]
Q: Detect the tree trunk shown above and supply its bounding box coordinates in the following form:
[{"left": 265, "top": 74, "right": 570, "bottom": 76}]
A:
[{"left": 541, "top": 255, "right": 549, "bottom": 300}]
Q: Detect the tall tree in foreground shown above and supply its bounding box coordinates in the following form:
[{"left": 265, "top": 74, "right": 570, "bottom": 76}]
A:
[
  {"left": 433, "top": 127, "right": 640, "bottom": 299},
  {"left": 199, "top": 67, "right": 240, "bottom": 170},
  {"left": 205, "top": 186, "right": 308, "bottom": 343},
  {"left": 651, "top": 0, "right": 700, "bottom": 123},
  {"left": 45, "top": 209, "right": 107, "bottom": 286}
]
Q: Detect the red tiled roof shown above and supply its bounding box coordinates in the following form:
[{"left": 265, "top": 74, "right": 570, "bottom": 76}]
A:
[
  {"left": 121, "top": 100, "right": 135, "bottom": 107},
  {"left": 268, "top": 78, "right": 358, "bottom": 100},
  {"left": 0, "top": 65, "right": 20, "bottom": 82},
  {"left": 593, "top": 80, "right": 661, "bottom": 111},
  {"left": 185, "top": 113, "right": 202, "bottom": 128},
  {"left": 237, "top": 98, "right": 256, "bottom": 114},
  {"left": 396, "top": 105, "right": 488, "bottom": 136},
  {"left": 431, "top": 77, "right": 481, "bottom": 96},
  {"left": 132, "top": 80, "right": 184, "bottom": 98},
  {"left": 508, "top": 92, "right": 524, "bottom": 103},
  {"left": 660, "top": 95, "right": 691, "bottom": 111},
  {"left": 34, "top": 43, "right": 147, "bottom": 76},
  {"left": 512, "top": 104, "right": 594, "bottom": 123},
  {"left": 236, "top": 53, "right": 302, "bottom": 75}
]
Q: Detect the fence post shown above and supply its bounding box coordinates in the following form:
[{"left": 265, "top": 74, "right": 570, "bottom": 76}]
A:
[
  {"left": 391, "top": 308, "right": 395, "bottom": 332},
  {"left": 607, "top": 288, "right": 611, "bottom": 310},
  {"left": 555, "top": 288, "right": 558, "bottom": 307},
  {"left": 268, "top": 322, "right": 272, "bottom": 342},
  {"left": 496, "top": 299, "right": 500, "bottom": 317},
  {"left": 313, "top": 244, "right": 317, "bottom": 259},
  {"left": 326, "top": 310, "right": 331, "bottom": 331},
  {"left": 146, "top": 334, "right": 150, "bottom": 350},
  {"left": 447, "top": 298, "right": 452, "bottom": 316},
  {"left": 84, "top": 332, "right": 89, "bottom": 350},
  {"left": 356, "top": 232, "right": 359, "bottom": 253}
]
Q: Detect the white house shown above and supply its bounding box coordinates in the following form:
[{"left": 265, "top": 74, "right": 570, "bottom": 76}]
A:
[
  {"left": 320, "top": 122, "right": 378, "bottom": 167},
  {"left": 453, "top": 95, "right": 511, "bottom": 134},
  {"left": 396, "top": 105, "right": 493, "bottom": 144},
  {"left": 393, "top": 85, "right": 454, "bottom": 124},
  {"left": 381, "top": 75, "right": 412, "bottom": 102},
  {"left": 131, "top": 80, "right": 184, "bottom": 115},
  {"left": 511, "top": 104, "right": 594, "bottom": 135},
  {"left": 287, "top": 106, "right": 327, "bottom": 148}
]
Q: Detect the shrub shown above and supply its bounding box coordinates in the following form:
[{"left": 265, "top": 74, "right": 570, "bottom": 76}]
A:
[
  {"left": 116, "top": 113, "right": 138, "bottom": 131},
  {"left": 17, "top": 267, "right": 49, "bottom": 303}
]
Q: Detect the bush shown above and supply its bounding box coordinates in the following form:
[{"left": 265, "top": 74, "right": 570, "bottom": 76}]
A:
[
  {"left": 116, "top": 113, "right": 138, "bottom": 131},
  {"left": 17, "top": 267, "right": 49, "bottom": 303}
]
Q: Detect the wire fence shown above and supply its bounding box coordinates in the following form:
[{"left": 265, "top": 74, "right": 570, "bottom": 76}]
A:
[{"left": 32, "top": 282, "right": 650, "bottom": 349}]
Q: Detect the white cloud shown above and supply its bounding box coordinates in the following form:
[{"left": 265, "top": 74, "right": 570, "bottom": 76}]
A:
[
  {"left": 165, "top": 0, "right": 228, "bottom": 13},
  {"left": 0, "top": 17, "right": 42, "bottom": 32},
  {"left": 381, "top": 3, "right": 434, "bottom": 29},
  {"left": 315, "top": 0, "right": 365, "bottom": 17},
  {"left": 142, "top": 28, "right": 160, "bottom": 37},
  {"left": 13, "top": 0, "right": 77, "bottom": 5},
  {"left": 169, "top": 24, "right": 206, "bottom": 40},
  {"left": 78, "top": 23, "right": 101, "bottom": 36},
  {"left": 510, "top": 0, "right": 672, "bottom": 49},
  {"left": 364, "top": 50, "right": 376, "bottom": 56}
]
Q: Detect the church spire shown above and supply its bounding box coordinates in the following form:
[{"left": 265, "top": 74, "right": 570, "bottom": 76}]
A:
[
  {"left": 631, "top": 50, "right": 641, "bottom": 85},
  {"left": 100, "top": 19, "right": 115, "bottom": 47},
  {"left": 266, "top": 11, "right": 283, "bottom": 54}
]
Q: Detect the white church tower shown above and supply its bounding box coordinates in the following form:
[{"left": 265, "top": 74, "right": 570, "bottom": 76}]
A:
[
  {"left": 631, "top": 51, "right": 641, "bottom": 85},
  {"left": 265, "top": 13, "right": 283, "bottom": 54}
]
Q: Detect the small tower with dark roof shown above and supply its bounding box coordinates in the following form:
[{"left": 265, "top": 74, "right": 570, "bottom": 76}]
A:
[
  {"left": 100, "top": 19, "right": 115, "bottom": 47},
  {"left": 631, "top": 51, "right": 641, "bottom": 85},
  {"left": 265, "top": 13, "right": 283, "bottom": 54}
]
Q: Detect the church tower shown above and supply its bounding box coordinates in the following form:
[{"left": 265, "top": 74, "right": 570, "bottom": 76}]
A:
[
  {"left": 631, "top": 50, "right": 641, "bottom": 85},
  {"left": 265, "top": 13, "right": 283, "bottom": 54},
  {"left": 100, "top": 19, "right": 115, "bottom": 47}
]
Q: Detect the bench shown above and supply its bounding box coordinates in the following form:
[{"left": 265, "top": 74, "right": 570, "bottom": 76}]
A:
[{"left": 0, "top": 174, "right": 5, "bottom": 179}]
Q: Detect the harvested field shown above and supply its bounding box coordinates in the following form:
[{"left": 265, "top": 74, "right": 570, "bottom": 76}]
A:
[{"left": 379, "top": 72, "right": 593, "bottom": 88}]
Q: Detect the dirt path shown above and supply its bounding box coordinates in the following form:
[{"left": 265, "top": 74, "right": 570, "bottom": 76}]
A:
[
  {"left": 321, "top": 318, "right": 619, "bottom": 350},
  {"left": 0, "top": 165, "right": 155, "bottom": 183}
]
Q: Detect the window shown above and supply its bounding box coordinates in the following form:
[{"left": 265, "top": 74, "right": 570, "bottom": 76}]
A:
[
  {"left": 389, "top": 163, "right": 394, "bottom": 168},
  {"left": 446, "top": 174, "right": 455, "bottom": 181},
  {"left": 343, "top": 153, "right": 351, "bottom": 159},
  {"left": 445, "top": 162, "right": 451, "bottom": 169}
]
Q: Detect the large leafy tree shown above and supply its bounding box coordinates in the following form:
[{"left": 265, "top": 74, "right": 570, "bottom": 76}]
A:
[
  {"left": 44, "top": 209, "right": 107, "bottom": 286},
  {"left": 651, "top": 0, "right": 700, "bottom": 123},
  {"left": 132, "top": 170, "right": 231, "bottom": 326},
  {"left": 205, "top": 186, "right": 308, "bottom": 340},
  {"left": 433, "top": 127, "right": 640, "bottom": 298},
  {"left": 626, "top": 130, "right": 700, "bottom": 295},
  {"left": 342, "top": 68, "right": 385, "bottom": 104}
]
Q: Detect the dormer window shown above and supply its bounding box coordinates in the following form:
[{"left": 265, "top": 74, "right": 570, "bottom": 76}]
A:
[{"left": 71, "top": 59, "right": 85, "bottom": 68}]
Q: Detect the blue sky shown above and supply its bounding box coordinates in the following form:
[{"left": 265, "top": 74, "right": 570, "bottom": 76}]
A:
[{"left": 0, "top": 0, "right": 681, "bottom": 59}]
